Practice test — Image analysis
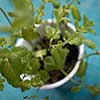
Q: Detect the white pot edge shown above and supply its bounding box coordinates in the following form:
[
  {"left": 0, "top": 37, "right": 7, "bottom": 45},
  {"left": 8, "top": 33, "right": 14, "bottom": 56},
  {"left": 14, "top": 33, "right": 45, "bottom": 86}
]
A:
[{"left": 16, "top": 22, "right": 84, "bottom": 90}]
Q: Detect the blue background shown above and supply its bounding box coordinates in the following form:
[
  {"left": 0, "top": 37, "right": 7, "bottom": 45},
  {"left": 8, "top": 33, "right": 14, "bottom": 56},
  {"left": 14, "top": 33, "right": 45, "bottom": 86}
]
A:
[{"left": 0, "top": 0, "right": 100, "bottom": 100}]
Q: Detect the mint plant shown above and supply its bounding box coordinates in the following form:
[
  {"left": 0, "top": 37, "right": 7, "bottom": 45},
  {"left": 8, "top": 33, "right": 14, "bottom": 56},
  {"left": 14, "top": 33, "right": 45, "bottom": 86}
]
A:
[{"left": 0, "top": 0, "right": 100, "bottom": 100}]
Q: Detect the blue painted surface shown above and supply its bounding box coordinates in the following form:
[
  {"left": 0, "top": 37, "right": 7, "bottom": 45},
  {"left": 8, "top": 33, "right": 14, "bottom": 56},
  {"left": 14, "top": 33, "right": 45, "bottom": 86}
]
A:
[{"left": 0, "top": 0, "right": 100, "bottom": 100}]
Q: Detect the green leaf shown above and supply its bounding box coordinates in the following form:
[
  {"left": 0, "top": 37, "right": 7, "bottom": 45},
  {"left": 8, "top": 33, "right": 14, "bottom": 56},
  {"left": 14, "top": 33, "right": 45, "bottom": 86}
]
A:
[
  {"left": 0, "top": 77, "right": 5, "bottom": 91},
  {"left": 0, "top": 57, "right": 23, "bottom": 87},
  {"left": 22, "top": 27, "right": 39, "bottom": 41},
  {"left": 24, "top": 58, "right": 40, "bottom": 74},
  {"left": 83, "top": 39, "right": 96, "bottom": 49},
  {"left": 44, "top": 56, "right": 56, "bottom": 71},
  {"left": 0, "top": 26, "right": 12, "bottom": 33},
  {"left": 83, "top": 14, "right": 94, "bottom": 27},
  {"left": 51, "top": 0, "right": 60, "bottom": 8},
  {"left": 11, "top": 0, "right": 34, "bottom": 30},
  {"left": 34, "top": 49, "right": 47, "bottom": 58},
  {"left": 5, "top": 36, "right": 16, "bottom": 47},
  {"left": 31, "top": 74, "right": 44, "bottom": 87},
  {"left": 45, "top": 25, "right": 60, "bottom": 40},
  {"left": 20, "top": 80, "right": 31, "bottom": 92},
  {"left": 38, "top": 70, "right": 50, "bottom": 83},
  {"left": 71, "top": 5, "right": 81, "bottom": 21},
  {"left": 76, "top": 0, "right": 80, "bottom": 4},
  {"left": 68, "top": 32, "right": 84, "bottom": 46},
  {"left": 0, "top": 48, "right": 10, "bottom": 58},
  {"left": 44, "top": 96, "right": 49, "bottom": 100},
  {"left": 71, "top": 86, "right": 81, "bottom": 92},
  {"left": 77, "top": 61, "right": 88, "bottom": 78},
  {"left": 0, "top": 37, "right": 6, "bottom": 46},
  {"left": 50, "top": 46, "right": 69, "bottom": 70},
  {"left": 86, "top": 85, "right": 100, "bottom": 95}
]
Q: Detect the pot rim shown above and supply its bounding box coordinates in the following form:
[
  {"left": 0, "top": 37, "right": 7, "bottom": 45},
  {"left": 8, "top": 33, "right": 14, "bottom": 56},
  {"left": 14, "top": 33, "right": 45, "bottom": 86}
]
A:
[{"left": 16, "top": 20, "right": 84, "bottom": 90}]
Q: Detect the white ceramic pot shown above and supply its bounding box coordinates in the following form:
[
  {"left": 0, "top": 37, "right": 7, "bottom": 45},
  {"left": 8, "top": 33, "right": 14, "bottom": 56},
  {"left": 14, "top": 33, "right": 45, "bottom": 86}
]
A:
[{"left": 16, "top": 19, "right": 84, "bottom": 90}]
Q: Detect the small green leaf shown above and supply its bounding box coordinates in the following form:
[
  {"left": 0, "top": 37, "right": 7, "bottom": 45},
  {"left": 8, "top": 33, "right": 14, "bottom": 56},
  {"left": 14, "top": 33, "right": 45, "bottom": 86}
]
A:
[
  {"left": 68, "top": 32, "right": 84, "bottom": 46},
  {"left": 24, "top": 58, "right": 40, "bottom": 74},
  {"left": 45, "top": 25, "right": 61, "bottom": 39},
  {"left": 51, "top": 0, "right": 60, "bottom": 8},
  {"left": 22, "top": 27, "right": 39, "bottom": 41},
  {"left": 71, "top": 86, "right": 81, "bottom": 92},
  {"left": 0, "top": 26, "right": 12, "bottom": 33},
  {"left": 5, "top": 36, "right": 16, "bottom": 47},
  {"left": 77, "top": 61, "right": 88, "bottom": 78},
  {"left": 31, "top": 75, "right": 44, "bottom": 87},
  {"left": 86, "top": 85, "right": 100, "bottom": 95},
  {"left": 20, "top": 80, "right": 31, "bottom": 92},
  {"left": 34, "top": 49, "right": 47, "bottom": 58},
  {"left": 44, "top": 56, "right": 56, "bottom": 71},
  {"left": 71, "top": 5, "right": 81, "bottom": 21},
  {"left": 0, "top": 48, "right": 10, "bottom": 58},
  {"left": 50, "top": 46, "right": 69, "bottom": 70},
  {"left": 83, "top": 39, "right": 96, "bottom": 49},
  {"left": 38, "top": 70, "right": 50, "bottom": 83},
  {"left": 0, "top": 77, "right": 5, "bottom": 91},
  {"left": 44, "top": 96, "right": 49, "bottom": 100},
  {"left": 76, "top": 0, "right": 80, "bottom": 4},
  {"left": 0, "top": 57, "right": 23, "bottom": 87}
]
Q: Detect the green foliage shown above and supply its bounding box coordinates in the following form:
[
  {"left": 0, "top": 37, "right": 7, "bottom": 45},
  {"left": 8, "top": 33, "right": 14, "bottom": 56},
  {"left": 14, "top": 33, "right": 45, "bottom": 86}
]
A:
[
  {"left": 20, "top": 80, "right": 31, "bottom": 92},
  {"left": 22, "top": 26, "right": 39, "bottom": 41},
  {"left": 83, "top": 39, "right": 96, "bottom": 49},
  {"left": 71, "top": 86, "right": 81, "bottom": 92},
  {"left": 77, "top": 61, "right": 88, "bottom": 78},
  {"left": 24, "top": 58, "right": 40, "bottom": 74},
  {"left": 50, "top": 46, "right": 69, "bottom": 70},
  {"left": 45, "top": 25, "right": 60, "bottom": 40},
  {"left": 0, "top": 77, "right": 4, "bottom": 91},
  {"left": 71, "top": 5, "right": 81, "bottom": 21},
  {"left": 0, "top": 0, "right": 100, "bottom": 99},
  {"left": 86, "top": 85, "right": 100, "bottom": 96},
  {"left": 34, "top": 49, "right": 47, "bottom": 58}
]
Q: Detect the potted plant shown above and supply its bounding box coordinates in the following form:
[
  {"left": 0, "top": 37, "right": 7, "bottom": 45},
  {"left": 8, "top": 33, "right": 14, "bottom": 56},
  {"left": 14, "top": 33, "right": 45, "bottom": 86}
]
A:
[{"left": 0, "top": 0, "right": 100, "bottom": 100}]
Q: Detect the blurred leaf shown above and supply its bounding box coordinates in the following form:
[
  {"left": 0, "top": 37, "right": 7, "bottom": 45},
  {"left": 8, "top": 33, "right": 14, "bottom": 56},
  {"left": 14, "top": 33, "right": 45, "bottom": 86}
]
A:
[
  {"left": 83, "top": 39, "right": 96, "bottom": 49},
  {"left": 77, "top": 61, "right": 88, "bottom": 78},
  {"left": 86, "top": 85, "right": 100, "bottom": 96},
  {"left": 83, "top": 14, "right": 94, "bottom": 27},
  {"left": 71, "top": 86, "right": 81, "bottom": 92},
  {"left": 0, "top": 48, "right": 10, "bottom": 58},
  {"left": 71, "top": 5, "right": 81, "bottom": 21},
  {"left": 24, "top": 58, "right": 40, "bottom": 74},
  {"left": 44, "top": 96, "right": 49, "bottom": 100},
  {"left": 0, "top": 26, "right": 12, "bottom": 33},
  {"left": 0, "top": 77, "right": 5, "bottom": 91},
  {"left": 34, "top": 49, "right": 47, "bottom": 58},
  {"left": 38, "top": 70, "right": 50, "bottom": 83},
  {"left": 51, "top": 0, "right": 60, "bottom": 8},
  {"left": 5, "top": 36, "right": 16, "bottom": 47},
  {"left": 0, "top": 57, "right": 23, "bottom": 87},
  {"left": 50, "top": 46, "right": 69, "bottom": 70},
  {"left": 31, "top": 74, "right": 44, "bottom": 87},
  {"left": 11, "top": 0, "right": 34, "bottom": 30},
  {"left": 45, "top": 25, "right": 60, "bottom": 40},
  {"left": 68, "top": 32, "right": 84, "bottom": 46},
  {"left": 76, "top": 0, "right": 80, "bottom": 4},
  {"left": 44, "top": 56, "right": 56, "bottom": 71},
  {"left": 20, "top": 80, "right": 31, "bottom": 92},
  {"left": 22, "top": 26, "right": 39, "bottom": 41}
]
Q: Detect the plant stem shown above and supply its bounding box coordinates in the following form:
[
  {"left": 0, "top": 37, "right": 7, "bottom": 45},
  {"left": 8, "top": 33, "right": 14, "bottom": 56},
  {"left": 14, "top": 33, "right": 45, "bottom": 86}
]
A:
[
  {"left": 0, "top": 7, "right": 12, "bottom": 26},
  {"left": 61, "top": 69, "right": 81, "bottom": 85},
  {"left": 79, "top": 51, "right": 100, "bottom": 61}
]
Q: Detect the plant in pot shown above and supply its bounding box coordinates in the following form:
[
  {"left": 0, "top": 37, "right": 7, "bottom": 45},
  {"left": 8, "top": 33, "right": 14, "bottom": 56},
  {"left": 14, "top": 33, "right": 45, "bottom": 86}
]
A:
[{"left": 0, "top": 0, "right": 100, "bottom": 100}]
